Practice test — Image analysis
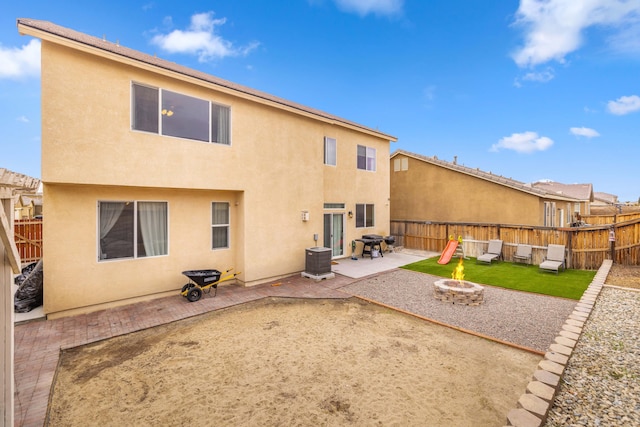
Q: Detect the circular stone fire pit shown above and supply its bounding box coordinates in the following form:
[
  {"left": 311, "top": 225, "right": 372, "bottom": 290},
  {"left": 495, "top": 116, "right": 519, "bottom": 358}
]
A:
[{"left": 433, "top": 279, "right": 484, "bottom": 306}]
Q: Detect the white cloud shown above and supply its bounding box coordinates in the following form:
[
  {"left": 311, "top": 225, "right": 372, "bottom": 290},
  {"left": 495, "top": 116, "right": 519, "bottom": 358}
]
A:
[
  {"left": 16, "top": 116, "right": 30, "bottom": 123},
  {"left": 151, "top": 12, "right": 259, "bottom": 62},
  {"left": 607, "top": 95, "right": 640, "bottom": 115},
  {"left": 522, "top": 68, "right": 555, "bottom": 83},
  {"left": 570, "top": 127, "right": 600, "bottom": 137},
  {"left": 334, "top": 0, "right": 403, "bottom": 16},
  {"left": 511, "top": 0, "right": 640, "bottom": 68},
  {"left": 514, "top": 67, "right": 555, "bottom": 87},
  {"left": 491, "top": 131, "right": 553, "bottom": 153},
  {"left": 0, "top": 39, "right": 40, "bottom": 79}
]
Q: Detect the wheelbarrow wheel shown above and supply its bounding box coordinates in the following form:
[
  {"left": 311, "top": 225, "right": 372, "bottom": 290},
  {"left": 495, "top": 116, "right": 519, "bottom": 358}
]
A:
[
  {"left": 186, "top": 287, "right": 203, "bottom": 302},
  {"left": 181, "top": 283, "right": 195, "bottom": 294}
]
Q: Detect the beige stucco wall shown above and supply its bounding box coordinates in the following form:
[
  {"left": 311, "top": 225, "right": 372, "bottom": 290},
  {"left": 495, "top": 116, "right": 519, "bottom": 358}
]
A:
[
  {"left": 39, "top": 40, "right": 391, "bottom": 316},
  {"left": 390, "top": 155, "right": 547, "bottom": 226},
  {"left": 43, "top": 185, "right": 241, "bottom": 314}
]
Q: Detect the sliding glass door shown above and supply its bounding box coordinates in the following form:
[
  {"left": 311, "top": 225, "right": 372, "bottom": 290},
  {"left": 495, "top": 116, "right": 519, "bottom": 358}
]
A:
[{"left": 323, "top": 213, "right": 344, "bottom": 258}]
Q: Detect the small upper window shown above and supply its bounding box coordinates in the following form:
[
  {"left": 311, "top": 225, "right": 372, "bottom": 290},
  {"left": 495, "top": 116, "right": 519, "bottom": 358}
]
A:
[
  {"left": 324, "top": 203, "right": 345, "bottom": 209},
  {"left": 393, "top": 157, "right": 408, "bottom": 172},
  {"left": 357, "top": 145, "right": 376, "bottom": 171},
  {"left": 324, "top": 137, "right": 336, "bottom": 166}
]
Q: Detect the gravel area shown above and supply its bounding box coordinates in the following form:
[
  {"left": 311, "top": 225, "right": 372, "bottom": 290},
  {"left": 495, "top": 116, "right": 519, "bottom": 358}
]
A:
[
  {"left": 545, "top": 286, "right": 640, "bottom": 427},
  {"left": 342, "top": 269, "right": 577, "bottom": 353}
]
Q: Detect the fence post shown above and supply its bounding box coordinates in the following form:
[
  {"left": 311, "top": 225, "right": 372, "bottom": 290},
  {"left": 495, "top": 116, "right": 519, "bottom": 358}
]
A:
[
  {"left": 567, "top": 230, "right": 573, "bottom": 269},
  {"left": 609, "top": 226, "right": 616, "bottom": 263}
]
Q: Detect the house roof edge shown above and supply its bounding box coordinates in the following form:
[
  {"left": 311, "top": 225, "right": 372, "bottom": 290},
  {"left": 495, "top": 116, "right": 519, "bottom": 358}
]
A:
[
  {"left": 391, "top": 149, "right": 579, "bottom": 201},
  {"left": 17, "top": 18, "right": 397, "bottom": 142}
]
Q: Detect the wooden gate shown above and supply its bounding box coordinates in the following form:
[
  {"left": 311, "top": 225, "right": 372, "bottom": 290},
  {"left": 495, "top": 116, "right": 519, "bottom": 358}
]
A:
[{"left": 14, "top": 219, "right": 42, "bottom": 264}]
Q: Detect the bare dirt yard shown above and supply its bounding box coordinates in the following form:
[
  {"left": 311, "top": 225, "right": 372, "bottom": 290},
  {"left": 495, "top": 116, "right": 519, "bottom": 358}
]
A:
[
  {"left": 47, "top": 298, "right": 542, "bottom": 427},
  {"left": 604, "top": 264, "right": 640, "bottom": 290}
]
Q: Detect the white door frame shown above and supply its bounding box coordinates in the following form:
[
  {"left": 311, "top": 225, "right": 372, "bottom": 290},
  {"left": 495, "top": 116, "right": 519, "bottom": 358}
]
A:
[{"left": 323, "top": 212, "right": 345, "bottom": 258}]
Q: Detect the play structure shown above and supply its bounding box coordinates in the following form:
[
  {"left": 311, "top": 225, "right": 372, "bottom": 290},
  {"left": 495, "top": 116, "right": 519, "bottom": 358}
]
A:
[
  {"left": 437, "top": 236, "right": 463, "bottom": 264},
  {"left": 438, "top": 236, "right": 467, "bottom": 265}
]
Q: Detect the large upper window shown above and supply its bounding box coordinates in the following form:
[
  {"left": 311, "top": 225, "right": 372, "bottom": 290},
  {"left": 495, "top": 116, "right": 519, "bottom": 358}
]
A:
[
  {"left": 162, "top": 90, "right": 210, "bottom": 142},
  {"left": 99, "top": 201, "right": 168, "bottom": 260},
  {"left": 324, "top": 137, "right": 337, "bottom": 166},
  {"left": 355, "top": 203, "right": 374, "bottom": 228},
  {"left": 212, "top": 202, "right": 230, "bottom": 249},
  {"left": 132, "top": 83, "right": 231, "bottom": 145},
  {"left": 357, "top": 145, "right": 376, "bottom": 171}
]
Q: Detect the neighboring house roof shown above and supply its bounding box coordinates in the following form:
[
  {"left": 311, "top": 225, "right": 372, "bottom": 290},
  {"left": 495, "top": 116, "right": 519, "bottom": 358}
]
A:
[
  {"left": 391, "top": 149, "right": 578, "bottom": 201},
  {"left": 531, "top": 181, "right": 594, "bottom": 202},
  {"left": 593, "top": 192, "right": 618, "bottom": 205},
  {"left": 18, "top": 195, "right": 43, "bottom": 207},
  {"left": 17, "top": 18, "right": 397, "bottom": 143},
  {"left": 0, "top": 168, "right": 40, "bottom": 192}
]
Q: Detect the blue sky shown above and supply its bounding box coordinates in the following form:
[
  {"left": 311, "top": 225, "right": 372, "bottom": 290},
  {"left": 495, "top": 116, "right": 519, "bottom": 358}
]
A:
[{"left": 1, "top": 0, "right": 639, "bottom": 202}]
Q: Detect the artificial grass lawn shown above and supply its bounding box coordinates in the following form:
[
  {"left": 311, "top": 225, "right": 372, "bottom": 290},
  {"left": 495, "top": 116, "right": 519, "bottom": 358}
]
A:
[{"left": 401, "top": 257, "right": 596, "bottom": 300}]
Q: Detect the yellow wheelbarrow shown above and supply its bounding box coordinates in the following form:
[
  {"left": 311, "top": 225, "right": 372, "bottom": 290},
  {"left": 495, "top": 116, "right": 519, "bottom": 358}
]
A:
[{"left": 180, "top": 268, "right": 241, "bottom": 302}]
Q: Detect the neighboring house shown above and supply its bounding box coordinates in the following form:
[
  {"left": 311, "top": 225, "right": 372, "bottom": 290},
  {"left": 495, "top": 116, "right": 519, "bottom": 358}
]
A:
[
  {"left": 591, "top": 191, "right": 619, "bottom": 209},
  {"left": 390, "top": 150, "right": 579, "bottom": 227},
  {"left": 15, "top": 194, "right": 43, "bottom": 219},
  {"left": 530, "top": 181, "right": 593, "bottom": 223},
  {"left": 18, "top": 19, "right": 396, "bottom": 318},
  {"left": 0, "top": 169, "right": 42, "bottom": 220},
  {"left": 593, "top": 192, "right": 618, "bottom": 205}
]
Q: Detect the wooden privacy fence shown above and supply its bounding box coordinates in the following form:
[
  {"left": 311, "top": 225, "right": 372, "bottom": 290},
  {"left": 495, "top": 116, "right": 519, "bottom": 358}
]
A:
[
  {"left": 14, "top": 219, "right": 42, "bottom": 264},
  {"left": 581, "top": 212, "right": 640, "bottom": 225},
  {"left": 391, "top": 218, "right": 640, "bottom": 270}
]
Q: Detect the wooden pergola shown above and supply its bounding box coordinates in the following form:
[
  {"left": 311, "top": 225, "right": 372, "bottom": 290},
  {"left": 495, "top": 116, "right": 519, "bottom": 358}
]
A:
[{"left": 1, "top": 168, "right": 40, "bottom": 426}]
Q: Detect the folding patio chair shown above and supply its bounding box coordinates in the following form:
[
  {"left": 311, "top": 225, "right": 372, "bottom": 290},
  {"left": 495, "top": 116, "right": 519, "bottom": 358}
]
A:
[
  {"left": 539, "top": 244, "right": 566, "bottom": 274},
  {"left": 513, "top": 244, "right": 532, "bottom": 265},
  {"left": 477, "top": 239, "right": 503, "bottom": 264}
]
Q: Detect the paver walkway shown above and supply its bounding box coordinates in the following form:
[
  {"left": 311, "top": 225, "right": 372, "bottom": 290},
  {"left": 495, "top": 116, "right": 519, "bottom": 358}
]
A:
[{"left": 14, "top": 273, "right": 357, "bottom": 427}]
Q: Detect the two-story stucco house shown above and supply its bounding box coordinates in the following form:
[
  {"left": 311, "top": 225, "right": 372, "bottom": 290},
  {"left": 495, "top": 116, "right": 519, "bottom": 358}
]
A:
[
  {"left": 530, "top": 181, "right": 594, "bottom": 224},
  {"left": 18, "top": 19, "right": 396, "bottom": 318},
  {"left": 390, "top": 150, "right": 579, "bottom": 227}
]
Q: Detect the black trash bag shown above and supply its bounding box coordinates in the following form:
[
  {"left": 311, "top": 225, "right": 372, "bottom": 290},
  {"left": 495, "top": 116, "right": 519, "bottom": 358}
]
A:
[
  {"left": 14, "top": 259, "right": 43, "bottom": 313},
  {"left": 14, "top": 262, "right": 38, "bottom": 286}
]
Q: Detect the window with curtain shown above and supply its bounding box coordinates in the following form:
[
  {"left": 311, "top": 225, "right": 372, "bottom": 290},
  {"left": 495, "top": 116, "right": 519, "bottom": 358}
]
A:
[
  {"left": 98, "top": 201, "right": 168, "bottom": 260},
  {"left": 132, "top": 83, "right": 231, "bottom": 145},
  {"left": 355, "top": 203, "right": 374, "bottom": 228},
  {"left": 211, "top": 103, "right": 231, "bottom": 145},
  {"left": 212, "top": 202, "right": 230, "bottom": 249},
  {"left": 324, "top": 137, "right": 336, "bottom": 166},
  {"left": 357, "top": 145, "right": 376, "bottom": 171}
]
